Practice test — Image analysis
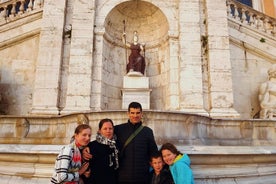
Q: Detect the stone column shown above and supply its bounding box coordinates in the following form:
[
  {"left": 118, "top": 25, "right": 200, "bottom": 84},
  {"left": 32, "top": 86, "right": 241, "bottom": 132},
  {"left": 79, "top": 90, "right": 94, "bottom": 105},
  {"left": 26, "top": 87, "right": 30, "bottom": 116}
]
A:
[
  {"left": 62, "top": 0, "right": 96, "bottom": 113},
  {"left": 31, "top": 0, "right": 66, "bottom": 114},
  {"left": 178, "top": 0, "right": 207, "bottom": 115},
  {"left": 167, "top": 34, "right": 180, "bottom": 110},
  {"left": 205, "top": 0, "right": 240, "bottom": 118},
  {"left": 90, "top": 27, "right": 105, "bottom": 110}
]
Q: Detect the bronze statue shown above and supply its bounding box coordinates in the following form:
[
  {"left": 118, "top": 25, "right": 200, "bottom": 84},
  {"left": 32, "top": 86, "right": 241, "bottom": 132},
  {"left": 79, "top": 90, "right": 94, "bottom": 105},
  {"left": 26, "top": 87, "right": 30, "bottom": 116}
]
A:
[{"left": 122, "top": 31, "right": 145, "bottom": 75}]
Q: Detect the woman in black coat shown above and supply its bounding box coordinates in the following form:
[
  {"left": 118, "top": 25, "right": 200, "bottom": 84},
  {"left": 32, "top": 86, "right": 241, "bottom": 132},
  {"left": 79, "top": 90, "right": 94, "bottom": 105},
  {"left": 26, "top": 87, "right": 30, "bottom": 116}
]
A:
[{"left": 83, "top": 118, "right": 119, "bottom": 184}]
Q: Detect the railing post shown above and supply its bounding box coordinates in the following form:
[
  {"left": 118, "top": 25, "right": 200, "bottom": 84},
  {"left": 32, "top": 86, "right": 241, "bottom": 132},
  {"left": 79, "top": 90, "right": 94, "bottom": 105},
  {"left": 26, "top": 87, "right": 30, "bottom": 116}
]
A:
[
  {"left": 9, "top": 2, "right": 16, "bottom": 18},
  {"left": 272, "top": 22, "right": 276, "bottom": 35},
  {"left": 226, "top": 0, "right": 232, "bottom": 17},
  {"left": 34, "top": 0, "right": 43, "bottom": 9},
  {"left": 241, "top": 8, "right": 246, "bottom": 23},
  {"left": 0, "top": 6, "right": 7, "bottom": 21},
  {"left": 263, "top": 18, "right": 269, "bottom": 32},
  {"left": 255, "top": 15, "right": 261, "bottom": 29},
  {"left": 18, "top": 0, "right": 25, "bottom": 15},
  {"left": 234, "top": 4, "right": 239, "bottom": 20},
  {"left": 248, "top": 12, "right": 254, "bottom": 25},
  {"left": 27, "top": 0, "right": 33, "bottom": 12}
]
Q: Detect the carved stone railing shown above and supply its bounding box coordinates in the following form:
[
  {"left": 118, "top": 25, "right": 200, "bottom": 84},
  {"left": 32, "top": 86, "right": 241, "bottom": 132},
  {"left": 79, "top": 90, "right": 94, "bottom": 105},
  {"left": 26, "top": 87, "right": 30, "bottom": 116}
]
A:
[
  {"left": 1, "top": 111, "right": 276, "bottom": 146},
  {"left": 226, "top": 0, "right": 276, "bottom": 37},
  {"left": 0, "top": 0, "right": 44, "bottom": 25}
]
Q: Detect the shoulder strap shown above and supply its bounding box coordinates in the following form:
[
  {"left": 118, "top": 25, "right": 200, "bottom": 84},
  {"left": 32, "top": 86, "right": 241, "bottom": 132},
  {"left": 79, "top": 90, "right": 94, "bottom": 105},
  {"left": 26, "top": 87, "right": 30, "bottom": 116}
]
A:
[{"left": 122, "top": 125, "right": 144, "bottom": 151}]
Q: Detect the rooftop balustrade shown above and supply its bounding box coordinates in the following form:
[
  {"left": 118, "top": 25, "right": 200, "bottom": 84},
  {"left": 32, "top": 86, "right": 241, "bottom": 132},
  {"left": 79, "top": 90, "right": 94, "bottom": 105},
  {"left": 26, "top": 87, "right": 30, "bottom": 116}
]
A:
[
  {"left": 0, "top": 0, "right": 43, "bottom": 25},
  {"left": 227, "top": 0, "right": 276, "bottom": 37}
]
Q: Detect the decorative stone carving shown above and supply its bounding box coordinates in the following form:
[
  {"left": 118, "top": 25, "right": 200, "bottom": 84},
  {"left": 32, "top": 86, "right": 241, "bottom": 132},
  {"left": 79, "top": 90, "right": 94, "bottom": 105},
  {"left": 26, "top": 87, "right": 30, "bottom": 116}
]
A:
[
  {"left": 15, "top": 118, "right": 30, "bottom": 138},
  {"left": 77, "top": 114, "right": 89, "bottom": 124},
  {"left": 259, "top": 64, "right": 276, "bottom": 119}
]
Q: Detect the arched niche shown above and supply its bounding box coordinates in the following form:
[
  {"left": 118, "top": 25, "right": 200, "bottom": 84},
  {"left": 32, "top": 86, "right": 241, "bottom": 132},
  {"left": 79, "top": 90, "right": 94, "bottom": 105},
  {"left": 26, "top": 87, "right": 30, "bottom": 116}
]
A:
[
  {"left": 104, "top": 1, "right": 169, "bottom": 48},
  {"left": 98, "top": 1, "right": 170, "bottom": 110}
]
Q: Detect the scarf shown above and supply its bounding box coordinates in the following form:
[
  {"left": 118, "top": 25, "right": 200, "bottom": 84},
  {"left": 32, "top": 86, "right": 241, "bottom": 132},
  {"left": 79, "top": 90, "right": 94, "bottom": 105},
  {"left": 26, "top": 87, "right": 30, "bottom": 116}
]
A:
[
  {"left": 96, "top": 133, "right": 119, "bottom": 169},
  {"left": 65, "top": 141, "right": 82, "bottom": 184}
]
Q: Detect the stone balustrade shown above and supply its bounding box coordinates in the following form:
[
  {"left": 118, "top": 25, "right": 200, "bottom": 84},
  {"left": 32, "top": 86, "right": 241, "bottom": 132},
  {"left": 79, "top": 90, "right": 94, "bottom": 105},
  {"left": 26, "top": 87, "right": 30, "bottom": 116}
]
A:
[
  {"left": 1, "top": 111, "right": 276, "bottom": 146},
  {"left": 1, "top": 0, "right": 274, "bottom": 38},
  {"left": 0, "top": 0, "right": 43, "bottom": 25},
  {"left": 227, "top": 0, "right": 276, "bottom": 37}
]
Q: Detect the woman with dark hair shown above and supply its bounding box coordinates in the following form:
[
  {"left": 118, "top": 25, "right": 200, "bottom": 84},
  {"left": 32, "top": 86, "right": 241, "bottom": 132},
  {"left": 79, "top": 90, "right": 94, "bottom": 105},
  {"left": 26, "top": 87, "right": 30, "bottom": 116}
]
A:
[
  {"left": 160, "top": 143, "right": 194, "bottom": 184},
  {"left": 84, "top": 118, "right": 119, "bottom": 184}
]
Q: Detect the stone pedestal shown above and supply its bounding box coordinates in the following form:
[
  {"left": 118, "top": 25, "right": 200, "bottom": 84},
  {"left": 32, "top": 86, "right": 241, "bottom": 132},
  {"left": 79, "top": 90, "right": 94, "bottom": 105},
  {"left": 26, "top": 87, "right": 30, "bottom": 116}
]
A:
[{"left": 121, "top": 72, "right": 151, "bottom": 109}]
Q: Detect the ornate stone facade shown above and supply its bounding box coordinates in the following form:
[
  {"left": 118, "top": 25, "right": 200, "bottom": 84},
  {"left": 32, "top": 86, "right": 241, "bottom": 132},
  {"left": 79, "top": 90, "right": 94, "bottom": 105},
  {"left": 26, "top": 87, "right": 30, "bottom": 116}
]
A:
[
  {"left": 0, "top": 0, "right": 276, "bottom": 183},
  {"left": 0, "top": 0, "right": 275, "bottom": 119}
]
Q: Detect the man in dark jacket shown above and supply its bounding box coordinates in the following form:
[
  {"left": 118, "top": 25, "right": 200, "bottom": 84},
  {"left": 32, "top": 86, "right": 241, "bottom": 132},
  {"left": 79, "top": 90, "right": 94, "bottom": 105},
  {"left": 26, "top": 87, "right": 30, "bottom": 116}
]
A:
[{"left": 115, "top": 102, "right": 158, "bottom": 184}]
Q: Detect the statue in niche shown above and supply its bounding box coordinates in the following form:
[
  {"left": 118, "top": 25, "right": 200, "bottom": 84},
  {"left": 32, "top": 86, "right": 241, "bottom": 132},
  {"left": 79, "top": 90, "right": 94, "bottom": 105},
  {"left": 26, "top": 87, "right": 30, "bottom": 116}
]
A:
[
  {"left": 122, "top": 31, "right": 146, "bottom": 75},
  {"left": 259, "top": 64, "right": 276, "bottom": 119}
]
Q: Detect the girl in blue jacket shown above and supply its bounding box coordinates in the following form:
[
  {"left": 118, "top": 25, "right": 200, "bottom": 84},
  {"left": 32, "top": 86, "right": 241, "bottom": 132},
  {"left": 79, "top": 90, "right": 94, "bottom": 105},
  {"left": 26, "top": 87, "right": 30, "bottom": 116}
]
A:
[{"left": 160, "top": 143, "right": 194, "bottom": 184}]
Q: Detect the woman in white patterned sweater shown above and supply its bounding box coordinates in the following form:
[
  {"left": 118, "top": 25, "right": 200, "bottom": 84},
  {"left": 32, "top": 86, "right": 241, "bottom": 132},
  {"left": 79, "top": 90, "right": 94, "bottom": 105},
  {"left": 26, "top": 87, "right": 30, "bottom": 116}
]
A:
[{"left": 51, "top": 124, "right": 92, "bottom": 184}]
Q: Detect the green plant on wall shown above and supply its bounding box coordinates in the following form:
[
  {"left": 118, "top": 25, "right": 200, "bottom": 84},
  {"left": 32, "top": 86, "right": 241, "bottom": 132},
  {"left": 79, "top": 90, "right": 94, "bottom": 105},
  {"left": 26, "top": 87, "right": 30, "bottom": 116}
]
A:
[{"left": 260, "top": 38, "right": 265, "bottom": 43}]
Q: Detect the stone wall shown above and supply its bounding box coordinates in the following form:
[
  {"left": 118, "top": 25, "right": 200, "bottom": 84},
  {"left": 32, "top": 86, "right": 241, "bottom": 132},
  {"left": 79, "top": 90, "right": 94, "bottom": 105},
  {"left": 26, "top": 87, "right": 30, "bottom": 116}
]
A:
[
  {"left": 228, "top": 2, "right": 276, "bottom": 118},
  {"left": 0, "top": 36, "right": 39, "bottom": 115},
  {"left": 0, "top": 1, "right": 42, "bottom": 115}
]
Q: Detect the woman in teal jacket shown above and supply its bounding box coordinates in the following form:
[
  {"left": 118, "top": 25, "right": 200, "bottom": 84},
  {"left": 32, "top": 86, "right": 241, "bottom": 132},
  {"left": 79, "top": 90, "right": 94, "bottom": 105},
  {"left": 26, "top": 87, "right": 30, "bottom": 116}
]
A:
[{"left": 160, "top": 143, "right": 194, "bottom": 184}]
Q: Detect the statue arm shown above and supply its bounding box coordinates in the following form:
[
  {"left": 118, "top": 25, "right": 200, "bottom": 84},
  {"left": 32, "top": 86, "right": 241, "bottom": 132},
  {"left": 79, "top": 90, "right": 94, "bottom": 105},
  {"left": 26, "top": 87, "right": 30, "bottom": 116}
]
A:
[{"left": 139, "top": 43, "right": 145, "bottom": 51}]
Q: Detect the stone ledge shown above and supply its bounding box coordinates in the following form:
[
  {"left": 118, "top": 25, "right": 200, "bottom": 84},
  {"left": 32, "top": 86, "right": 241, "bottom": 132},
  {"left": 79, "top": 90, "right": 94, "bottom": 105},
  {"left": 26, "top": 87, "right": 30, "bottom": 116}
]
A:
[
  {"left": 177, "top": 145, "right": 276, "bottom": 154},
  {"left": 1, "top": 144, "right": 276, "bottom": 155},
  {"left": 0, "top": 161, "right": 53, "bottom": 177},
  {"left": 0, "top": 144, "right": 276, "bottom": 183},
  {"left": 0, "top": 144, "right": 62, "bottom": 154}
]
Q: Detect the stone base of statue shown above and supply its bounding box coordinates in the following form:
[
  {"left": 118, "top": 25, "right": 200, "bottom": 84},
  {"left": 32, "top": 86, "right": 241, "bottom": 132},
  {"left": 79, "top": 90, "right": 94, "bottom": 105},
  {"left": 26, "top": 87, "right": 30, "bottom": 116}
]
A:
[{"left": 121, "top": 71, "right": 151, "bottom": 109}]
